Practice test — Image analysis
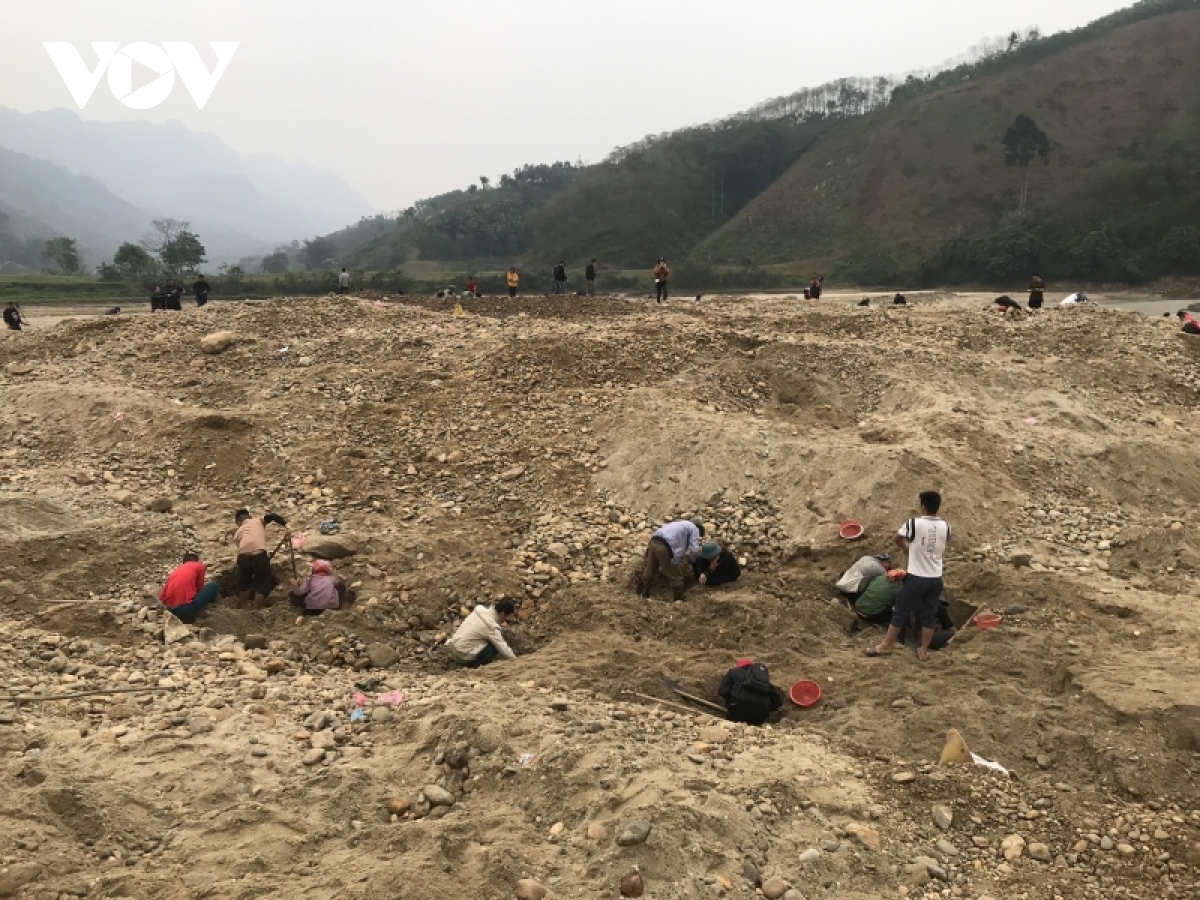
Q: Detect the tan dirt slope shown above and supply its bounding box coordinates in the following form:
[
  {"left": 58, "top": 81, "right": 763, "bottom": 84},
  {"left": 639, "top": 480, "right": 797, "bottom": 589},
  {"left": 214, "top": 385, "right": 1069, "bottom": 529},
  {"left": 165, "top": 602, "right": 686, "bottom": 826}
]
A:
[{"left": 0, "top": 292, "right": 1198, "bottom": 900}]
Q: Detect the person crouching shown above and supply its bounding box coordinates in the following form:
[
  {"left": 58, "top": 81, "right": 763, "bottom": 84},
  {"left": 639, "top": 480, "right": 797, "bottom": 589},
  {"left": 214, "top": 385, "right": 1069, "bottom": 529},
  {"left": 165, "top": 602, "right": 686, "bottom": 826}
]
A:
[
  {"left": 693, "top": 541, "right": 741, "bottom": 587},
  {"left": 718, "top": 659, "right": 783, "bottom": 726},
  {"left": 159, "top": 552, "right": 219, "bottom": 622},
  {"left": 446, "top": 600, "right": 517, "bottom": 667},
  {"left": 290, "top": 559, "right": 345, "bottom": 616},
  {"left": 638, "top": 517, "right": 704, "bottom": 600}
]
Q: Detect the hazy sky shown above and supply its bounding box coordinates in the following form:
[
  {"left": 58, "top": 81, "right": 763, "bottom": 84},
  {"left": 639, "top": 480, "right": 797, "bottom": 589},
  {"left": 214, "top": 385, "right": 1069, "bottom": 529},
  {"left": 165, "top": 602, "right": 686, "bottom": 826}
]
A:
[{"left": 0, "top": 0, "right": 1132, "bottom": 212}]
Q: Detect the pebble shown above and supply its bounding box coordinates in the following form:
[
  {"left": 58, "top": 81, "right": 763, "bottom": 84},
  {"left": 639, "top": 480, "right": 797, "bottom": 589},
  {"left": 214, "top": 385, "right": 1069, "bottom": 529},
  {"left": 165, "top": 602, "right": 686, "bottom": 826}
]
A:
[
  {"left": 619, "top": 871, "right": 644, "bottom": 898},
  {"left": 892, "top": 771, "right": 916, "bottom": 783},
  {"left": 798, "top": 848, "right": 822, "bottom": 863},
  {"left": 514, "top": 878, "right": 547, "bottom": 900},
  {"left": 932, "top": 804, "right": 953, "bottom": 830},
  {"left": 301, "top": 748, "right": 325, "bottom": 766},
  {"left": 1028, "top": 842, "right": 1052, "bottom": 862}
]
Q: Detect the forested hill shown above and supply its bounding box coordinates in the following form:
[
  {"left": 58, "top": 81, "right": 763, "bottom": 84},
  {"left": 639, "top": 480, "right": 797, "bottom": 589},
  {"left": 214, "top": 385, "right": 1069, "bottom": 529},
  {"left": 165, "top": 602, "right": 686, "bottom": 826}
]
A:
[{"left": 324, "top": 0, "right": 1199, "bottom": 286}]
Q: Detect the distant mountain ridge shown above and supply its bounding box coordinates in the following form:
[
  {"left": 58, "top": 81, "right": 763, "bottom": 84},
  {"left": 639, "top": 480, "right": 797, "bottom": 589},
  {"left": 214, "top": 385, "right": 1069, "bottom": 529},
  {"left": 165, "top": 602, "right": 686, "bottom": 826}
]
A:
[{"left": 0, "top": 106, "right": 373, "bottom": 267}]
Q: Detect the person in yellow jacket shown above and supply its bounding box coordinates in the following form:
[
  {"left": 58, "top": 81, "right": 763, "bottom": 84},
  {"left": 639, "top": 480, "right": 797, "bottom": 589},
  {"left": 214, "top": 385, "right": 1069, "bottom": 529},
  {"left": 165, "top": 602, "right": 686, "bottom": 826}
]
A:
[
  {"left": 506, "top": 267, "right": 519, "bottom": 298},
  {"left": 653, "top": 258, "right": 671, "bottom": 303}
]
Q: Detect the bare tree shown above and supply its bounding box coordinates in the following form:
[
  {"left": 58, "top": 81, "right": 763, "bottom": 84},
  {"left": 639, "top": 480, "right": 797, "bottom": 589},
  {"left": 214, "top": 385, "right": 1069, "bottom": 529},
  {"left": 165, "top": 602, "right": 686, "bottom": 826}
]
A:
[{"left": 140, "top": 218, "right": 191, "bottom": 255}]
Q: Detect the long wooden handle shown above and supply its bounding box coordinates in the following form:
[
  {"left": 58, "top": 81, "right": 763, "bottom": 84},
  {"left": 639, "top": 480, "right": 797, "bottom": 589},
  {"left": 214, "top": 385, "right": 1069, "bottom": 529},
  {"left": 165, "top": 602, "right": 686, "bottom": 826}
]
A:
[
  {"left": 669, "top": 687, "right": 728, "bottom": 714},
  {"left": 623, "top": 691, "right": 725, "bottom": 719}
]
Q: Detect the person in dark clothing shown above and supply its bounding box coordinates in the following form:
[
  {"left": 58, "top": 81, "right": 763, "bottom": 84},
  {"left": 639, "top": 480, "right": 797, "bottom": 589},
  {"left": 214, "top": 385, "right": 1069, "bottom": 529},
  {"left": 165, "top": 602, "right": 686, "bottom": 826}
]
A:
[
  {"left": 192, "top": 275, "right": 212, "bottom": 307},
  {"left": 553, "top": 261, "right": 567, "bottom": 296},
  {"left": 718, "top": 660, "right": 783, "bottom": 726},
  {"left": 693, "top": 541, "right": 741, "bottom": 587},
  {"left": 150, "top": 285, "right": 167, "bottom": 312},
  {"left": 652, "top": 258, "right": 670, "bottom": 302},
  {"left": 809, "top": 274, "right": 823, "bottom": 300},
  {"left": 1028, "top": 274, "right": 1046, "bottom": 310},
  {"left": 164, "top": 279, "right": 183, "bottom": 311},
  {"left": 3, "top": 302, "right": 25, "bottom": 330},
  {"left": 585, "top": 259, "right": 597, "bottom": 296}
]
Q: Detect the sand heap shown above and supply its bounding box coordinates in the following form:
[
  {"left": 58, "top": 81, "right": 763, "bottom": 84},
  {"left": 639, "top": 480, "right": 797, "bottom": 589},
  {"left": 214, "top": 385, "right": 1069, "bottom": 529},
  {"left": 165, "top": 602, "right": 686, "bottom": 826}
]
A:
[{"left": 0, "top": 292, "right": 1197, "bottom": 900}]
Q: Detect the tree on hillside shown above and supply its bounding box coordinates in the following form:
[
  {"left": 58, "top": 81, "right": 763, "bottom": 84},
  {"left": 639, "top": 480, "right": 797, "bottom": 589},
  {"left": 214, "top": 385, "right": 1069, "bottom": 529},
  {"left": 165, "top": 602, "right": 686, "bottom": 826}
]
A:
[
  {"left": 112, "top": 242, "right": 155, "bottom": 277},
  {"left": 300, "top": 236, "right": 337, "bottom": 270},
  {"left": 1003, "top": 114, "right": 1050, "bottom": 216},
  {"left": 43, "top": 237, "right": 81, "bottom": 274},
  {"left": 261, "top": 249, "right": 290, "bottom": 273},
  {"left": 160, "top": 231, "right": 206, "bottom": 272}
]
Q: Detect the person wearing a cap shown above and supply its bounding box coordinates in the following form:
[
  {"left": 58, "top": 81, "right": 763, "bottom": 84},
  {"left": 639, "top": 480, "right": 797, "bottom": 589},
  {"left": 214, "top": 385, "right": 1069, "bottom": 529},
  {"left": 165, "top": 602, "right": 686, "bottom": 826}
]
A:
[
  {"left": 692, "top": 541, "right": 741, "bottom": 587},
  {"left": 289, "top": 559, "right": 345, "bottom": 616},
  {"left": 718, "top": 659, "right": 783, "bottom": 726},
  {"left": 638, "top": 517, "right": 704, "bottom": 600},
  {"left": 835, "top": 552, "right": 891, "bottom": 601}
]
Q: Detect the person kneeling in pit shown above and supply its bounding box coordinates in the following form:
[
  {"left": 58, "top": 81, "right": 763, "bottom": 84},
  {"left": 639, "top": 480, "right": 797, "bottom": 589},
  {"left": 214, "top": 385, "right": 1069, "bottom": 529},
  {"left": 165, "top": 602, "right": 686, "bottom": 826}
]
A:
[
  {"left": 446, "top": 599, "right": 517, "bottom": 667},
  {"left": 718, "top": 659, "right": 783, "bottom": 726},
  {"left": 159, "top": 552, "right": 219, "bottom": 622},
  {"left": 693, "top": 541, "right": 741, "bottom": 587},
  {"left": 290, "top": 559, "right": 345, "bottom": 616},
  {"left": 836, "top": 552, "right": 891, "bottom": 603}
]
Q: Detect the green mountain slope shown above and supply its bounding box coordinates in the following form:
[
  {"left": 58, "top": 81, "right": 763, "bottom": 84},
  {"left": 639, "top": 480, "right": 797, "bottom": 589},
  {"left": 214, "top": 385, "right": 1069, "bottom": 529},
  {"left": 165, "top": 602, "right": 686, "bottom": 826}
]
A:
[{"left": 697, "top": 4, "right": 1200, "bottom": 283}]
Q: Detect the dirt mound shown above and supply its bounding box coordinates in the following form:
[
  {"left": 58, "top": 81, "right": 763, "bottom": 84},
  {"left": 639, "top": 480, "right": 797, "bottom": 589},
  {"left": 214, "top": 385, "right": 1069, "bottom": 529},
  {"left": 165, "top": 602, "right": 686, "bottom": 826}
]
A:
[{"left": 0, "top": 294, "right": 1197, "bottom": 899}]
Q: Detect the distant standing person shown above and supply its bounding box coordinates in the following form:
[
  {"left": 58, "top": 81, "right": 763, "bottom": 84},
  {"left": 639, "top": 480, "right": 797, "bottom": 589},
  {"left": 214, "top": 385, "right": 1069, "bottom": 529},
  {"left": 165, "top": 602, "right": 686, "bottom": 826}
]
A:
[
  {"left": 653, "top": 258, "right": 671, "bottom": 303},
  {"left": 1028, "top": 273, "right": 1046, "bottom": 310},
  {"left": 164, "top": 278, "right": 183, "bottom": 311},
  {"left": 585, "top": 259, "right": 597, "bottom": 296},
  {"left": 507, "top": 266, "right": 519, "bottom": 297},
  {"left": 809, "top": 273, "right": 823, "bottom": 300},
  {"left": 867, "top": 491, "right": 951, "bottom": 662},
  {"left": 552, "top": 260, "right": 567, "bottom": 296},
  {"left": 465, "top": 276, "right": 478, "bottom": 297},
  {"left": 150, "top": 285, "right": 167, "bottom": 312},
  {"left": 338, "top": 267, "right": 351, "bottom": 294},
  {"left": 192, "top": 274, "right": 212, "bottom": 307},
  {"left": 3, "top": 302, "right": 25, "bottom": 330}
]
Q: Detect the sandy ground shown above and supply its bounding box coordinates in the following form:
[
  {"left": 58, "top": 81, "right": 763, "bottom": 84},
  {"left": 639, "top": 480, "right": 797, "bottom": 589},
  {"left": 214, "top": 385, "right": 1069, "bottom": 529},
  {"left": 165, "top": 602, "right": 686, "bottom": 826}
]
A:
[{"left": 0, "top": 292, "right": 1198, "bottom": 900}]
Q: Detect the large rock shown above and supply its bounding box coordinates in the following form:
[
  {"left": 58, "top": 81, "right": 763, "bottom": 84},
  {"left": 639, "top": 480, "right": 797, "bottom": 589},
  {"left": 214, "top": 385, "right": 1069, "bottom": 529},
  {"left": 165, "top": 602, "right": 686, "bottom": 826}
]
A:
[
  {"left": 367, "top": 643, "right": 400, "bottom": 668},
  {"left": 0, "top": 863, "right": 42, "bottom": 896},
  {"left": 932, "top": 804, "right": 954, "bottom": 830},
  {"left": 148, "top": 497, "right": 174, "bottom": 513},
  {"left": 162, "top": 615, "right": 191, "bottom": 644},
  {"left": 514, "top": 880, "right": 546, "bottom": 900},
  {"left": 845, "top": 822, "right": 881, "bottom": 852},
  {"left": 422, "top": 784, "right": 455, "bottom": 807},
  {"left": 304, "top": 536, "right": 358, "bottom": 559},
  {"left": 4, "top": 362, "right": 35, "bottom": 376},
  {"left": 761, "top": 876, "right": 788, "bottom": 899},
  {"left": 473, "top": 722, "right": 505, "bottom": 754},
  {"left": 616, "top": 821, "right": 652, "bottom": 846},
  {"left": 199, "top": 331, "right": 238, "bottom": 354}
]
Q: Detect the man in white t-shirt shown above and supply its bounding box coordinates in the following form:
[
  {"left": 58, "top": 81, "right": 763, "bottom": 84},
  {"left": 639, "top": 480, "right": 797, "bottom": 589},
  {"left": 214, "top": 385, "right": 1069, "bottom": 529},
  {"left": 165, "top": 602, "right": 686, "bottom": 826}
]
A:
[{"left": 866, "top": 491, "right": 951, "bottom": 662}]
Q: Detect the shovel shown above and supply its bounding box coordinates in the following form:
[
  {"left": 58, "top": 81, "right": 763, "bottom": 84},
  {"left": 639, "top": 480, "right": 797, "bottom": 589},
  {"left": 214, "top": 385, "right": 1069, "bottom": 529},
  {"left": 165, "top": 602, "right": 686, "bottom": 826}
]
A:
[{"left": 662, "top": 677, "right": 727, "bottom": 715}]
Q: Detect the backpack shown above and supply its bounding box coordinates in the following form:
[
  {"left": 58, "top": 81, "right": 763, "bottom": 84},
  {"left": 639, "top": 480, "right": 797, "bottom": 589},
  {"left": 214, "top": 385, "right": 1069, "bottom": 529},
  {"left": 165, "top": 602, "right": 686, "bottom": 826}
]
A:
[{"left": 731, "top": 663, "right": 774, "bottom": 708}]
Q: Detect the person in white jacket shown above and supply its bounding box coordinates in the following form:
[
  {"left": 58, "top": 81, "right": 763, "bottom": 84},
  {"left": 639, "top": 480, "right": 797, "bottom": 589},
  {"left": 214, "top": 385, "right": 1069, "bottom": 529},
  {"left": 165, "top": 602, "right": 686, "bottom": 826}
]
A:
[
  {"left": 446, "top": 600, "right": 516, "bottom": 667},
  {"left": 835, "top": 553, "right": 891, "bottom": 601}
]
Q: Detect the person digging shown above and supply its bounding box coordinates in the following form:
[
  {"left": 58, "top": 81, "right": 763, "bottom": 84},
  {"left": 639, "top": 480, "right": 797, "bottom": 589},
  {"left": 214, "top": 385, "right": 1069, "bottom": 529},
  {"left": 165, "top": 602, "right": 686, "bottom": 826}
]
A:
[
  {"left": 232, "top": 508, "right": 289, "bottom": 609},
  {"left": 638, "top": 517, "right": 704, "bottom": 601}
]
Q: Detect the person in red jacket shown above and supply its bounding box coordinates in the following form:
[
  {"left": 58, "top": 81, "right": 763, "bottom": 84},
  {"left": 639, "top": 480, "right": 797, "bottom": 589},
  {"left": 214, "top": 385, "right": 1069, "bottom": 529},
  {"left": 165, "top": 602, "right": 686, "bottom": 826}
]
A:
[{"left": 159, "top": 552, "right": 219, "bottom": 622}]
